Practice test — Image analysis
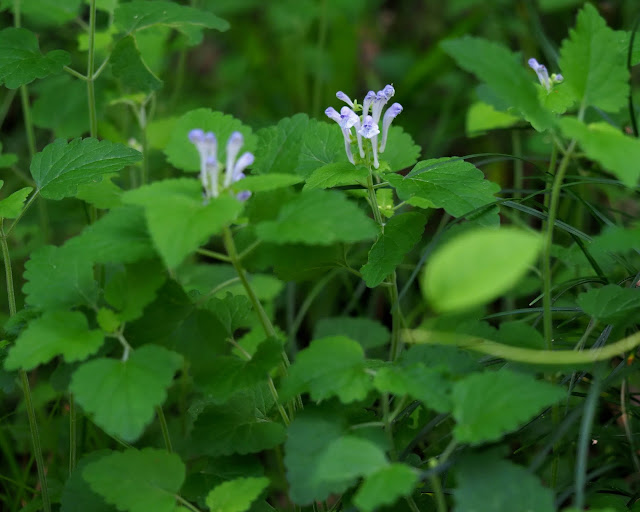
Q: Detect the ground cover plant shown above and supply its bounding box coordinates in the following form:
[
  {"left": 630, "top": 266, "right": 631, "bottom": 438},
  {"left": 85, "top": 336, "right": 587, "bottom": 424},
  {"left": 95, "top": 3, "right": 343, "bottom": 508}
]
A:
[{"left": 2, "top": 0, "right": 640, "bottom": 511}]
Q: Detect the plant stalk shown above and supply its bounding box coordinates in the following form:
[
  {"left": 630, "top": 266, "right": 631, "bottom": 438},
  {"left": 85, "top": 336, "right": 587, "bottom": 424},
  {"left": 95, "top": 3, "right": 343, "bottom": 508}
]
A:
[{"left": 87, "top": 0, "right": 98, "bottom": 137}]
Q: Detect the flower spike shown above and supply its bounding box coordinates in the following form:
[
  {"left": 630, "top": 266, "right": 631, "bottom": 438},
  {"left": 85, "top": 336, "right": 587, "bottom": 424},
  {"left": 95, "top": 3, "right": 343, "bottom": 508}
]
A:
[{"left": 380, "top": 102, "right": 403, "bottom": 153}]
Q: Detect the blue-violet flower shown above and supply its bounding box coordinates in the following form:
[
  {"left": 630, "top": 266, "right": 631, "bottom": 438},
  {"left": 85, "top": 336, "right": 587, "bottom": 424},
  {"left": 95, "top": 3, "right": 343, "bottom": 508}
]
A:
[{"left": 528, "top": 58, "right": 563, "bottom": 92}]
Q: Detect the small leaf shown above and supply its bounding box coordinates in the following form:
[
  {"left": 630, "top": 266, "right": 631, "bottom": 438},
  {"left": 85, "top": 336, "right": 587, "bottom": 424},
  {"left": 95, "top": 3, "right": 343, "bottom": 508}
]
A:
[
  {"left": 230, "top": 173, "right": 302, "bottom": 192},
  {"left": 83, "top": 448, "right": 185, "bottom": 512},
  {"left": 360, "top": 212, "right": 425, "bottom": 287},
  {"left": 123, "top": 179, "right": 244, "bottom": 268},
  {"left": 280, "top": 336, "right": 372, "bottom": 403},
  {"left": 354, "top": 464, "right": 419, "bottom": 512},
  {"left": 207, "top": 293, "right": 251, "bottom": 335},
  {"left": 4, "top": 311, "right": 104, "bottom": 371},
  {"left": 452, "top": 370, "right": 565, "bottom": 444},
  {"left": 313, "top": 317, "right": 389, "bottom": 351},
  {"left": 206, "top": 477, "right": 270, "bottom": 512},
  {"left": 423, "top": 227, "right": 542, "bottom": 312},
  {"left": 0, "top": 186, "right": 32, "bottom": 219},
  {"left": 314, "top": 436, "right": 388, "bottom": 484},
  {"left": 70, "top": 345, "right": 182, "bottom": 441},
  {"left": 558, "top": 3, "right": 629, "bottom": 112},
  {"left": 110, "top": 35, "right": 162, "bottom": 93},
  {"left": 303, "top": 163, "right": 369, "bottom": 190},
  {"left": 0, "top": 27, "right": 70, "bottom": 88},
  {"left": 256, "top": 190, "right": 377, "bottom": 246},
  {"left": 253, "top": 114, "right": 310, "bottom": 175},
  {"left": 577, "top": 284, "right": 640, "bottom": 325},
  {"left": 30, "top": 138, "right": 142, "bottom": 200}
]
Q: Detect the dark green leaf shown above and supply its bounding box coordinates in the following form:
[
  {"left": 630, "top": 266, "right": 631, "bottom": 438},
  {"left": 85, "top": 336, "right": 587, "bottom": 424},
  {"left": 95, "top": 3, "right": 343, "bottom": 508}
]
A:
[
  {"left": 253, "top": 114, "right": 310, "bottom": 175},
  {"left": 378, "top": 126, "right": 421, "bottom": 172},
  {"left": 313, "top": 317, "right": 389, "bottom": 350},
  {"left": 61, "top": 451, "right": 117, "bottom": 512},
  {"left": 303, "top": 163, "right": 369, "bottom": 190},
  {"left": 110, "top": 35, "right": 162, "bottom": 93},
  {"left": 577, "top": 284, "right": 640, "bottom": 325},
  {"left": 295, "top": 120, "right": 348, "bottom": 178},
  {"left": 353, "top": 464, "right": 419, "bottom": 512},
  {"left": 206, "top": 293, "right": 252, "bottom": 335},
  {"left": 314, "top": 436, "right": 387, "bottom": 485}
]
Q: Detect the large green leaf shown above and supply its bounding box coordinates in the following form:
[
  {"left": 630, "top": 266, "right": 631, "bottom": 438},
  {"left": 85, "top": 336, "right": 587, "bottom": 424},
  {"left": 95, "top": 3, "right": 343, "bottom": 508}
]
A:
[
  {"left": 114, "top": 0, "right": 229, "bottom": 45},
  {"left": 559, "top": 118, "right": 640, "bottom": 188},
  {"left": 558, "top": 3, "right": 629, "bottom": 112},
  {"left": 256, "top": 190, "right": 377, "bottom": 245},
  {"left": 110, "top": 35, "right": 162, "bottom": 93},
  {"left": 0, "top": 183, "right": 32, "bottom": 219},
  {"left": 303, "top": 163, "right": 369, "bottom": 190},
  {"left": 388, "top": 158, "right": 500, "bottom": 226},
  {"left": 422, "top": 227, "right": 542, "bottom": 312},
  {"left": 164, "top": 109, "right": 256, "bottom": 173},
  {"left": 205, "top": 477, "right": 270, "bottom": 512},
  {"left": 0, "top": 28, "right": 70, "bottom": 88},
  {"left": 83, "top": 449, "right": 185, "bottom": 512},
  {"left": 123, "top": 179, "right": 244, "bottom": 268},
  {"left": 452, "top": 370, "right": 565, "bottom": 444},
  {"left": 577, "top": 284, "right": 640, "bottom": 325},
  {"left": 23, "top": 244, "right": 98, "bottom": 310},
  {"left": 441, "top": 36, "right": 553, "bottom": 131},
  {"left": 253, "top": 114, "right": 310, "bottom": 175},
  {"left": 4, "top": 311, "right": 103, "bottom": 371},
  {"left": 353, "top": 464, "right": 419, "bottom": 512},
  {"left": 280, "top": 336, "right": 372, "bottom": 403},
  {"left": 360, "top": 212, "right": 425, "bottom": 287},
  {"left": 70, "top": 345, "right": 182, "bottom": 442},
  {"left": 295, "top": 120, "right": 348, "bottom": 178},
  {"left": 30, "top": 138, "right": 141, "bottom": 200},
  {"left": 455, "top": 455, "right": 554, "bottom": 512}
]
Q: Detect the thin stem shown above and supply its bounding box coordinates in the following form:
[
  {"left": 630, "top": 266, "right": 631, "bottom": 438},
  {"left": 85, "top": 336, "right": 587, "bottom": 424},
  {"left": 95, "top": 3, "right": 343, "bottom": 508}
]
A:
[
  {"left": 574, "top": 374, "right": 601, "bottom": 510},
  {"left": 92, "top": 55, "right": 110, "bottom": 80},
  {"left": 155, "top": 406, "right": 173, "bottom": 453},
  {"left": 428, "top": 458, "right": 447, "bottom": 512},
  {"left": 69, "top": 395, "right": 77, "bottom": 474},
  {"left": 1, "top": 223, "right": 16, "bottom": 317},
  {"left": 175, "top": 494, "right": 204, "bottom": 512},
  {"left": 381, "top": 392, "right": 397, "bottom": 460},
  {"left": 63, "top": 66, "right": 87, "bottom": 81},
  {"left": 87, "top": 0, "right": 98, "bottom": 137},
  {"left": 197, "top": 247, "right": 232, "bottom": 262},
  {"left": 7, "top": 190, "right": 39, "bottom": 237},
  {"left": 19, "top": 87, "right": 35, "bottom": 157},
  {"left": 238, "top": 239, "right": 262, "bottom": 261}
]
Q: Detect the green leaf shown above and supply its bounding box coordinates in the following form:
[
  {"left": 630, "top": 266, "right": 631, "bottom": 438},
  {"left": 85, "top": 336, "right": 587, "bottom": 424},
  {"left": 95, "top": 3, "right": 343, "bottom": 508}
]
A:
[
  {"left": 0, "top": 186, "right": 32, "bottom": 219},
  {"left": 30, "top": 138, "right": 141, "bottom": 200},
  {"left": 577, "top": 284, "right": 640, "bottom": 325},
  {"left": 61, "top": 451, "right": 117, "bottom": 512},
  {"left": 313, "top": 317, "right": 389, "bottom": 351},
  {"left": 83, "top": 448, "right": 185, "bottom": 512},
  {"left": 206, "top": 293, "right": 251, "bottom": 335},
  {"left": 75, "top": 174, "right": 123, "bottom": 209},
  {"left": 11, "top": 0, "right": 82, "bottom": 25},
  {"left": 295, "top": 120, "right": 348, "bottom": 178},
  {"left": 441, "top": 36, "right": 553, "bottom": 131},
  {"left": 303, "top": 163, "right": 369, "bottom": 190},
  {"left": 123, "top": 179, "right": 244, "bottom": 268},
  {"left": 115, "top": 0, "right": 229, "bottom": 45},
  {"left": 558, "top": 3, "right": 629, "bottom": 112},
  {"left": 0, "top": 28, "right": 70, "bottom": 88},
  {"left": 423, "top": 227, "right": 542, "bottom": 312},
  {"left": 206, "top": 477, "right": 270, "bottom": 512},
  {"left": 70, "top": 345, "right": 182, "bottom": 442},
  {"left": 373, "top": 364, "right": 452, "bottom": 413},
  {"left": 230, "top": 174, "right": 302, "bottom": 192},
  {"left": 315, "top": 436, "right": 387, "bottom": 484},
  {"left": 466, "top": 101, "right": 520, "bottom": 136},
  {"left": 256, "top": 190, "right": 377, "bottom": 246},
  {"left": 388, "top": 158, "right": 500, "bottom": 226},
  {"left": 455, "top": 455, "right": 554, "bottom": 512},
  {"left": 280, "top": 336, "right": 372, "bottom": 403},
  {"left": 378, "top": 126, "right": 421, "bottom": 172},
  {"left": 110, "top": 35, "right": 162, "bottom": 93},
  {"left": 23, "top": 244, "right": 98, "bottom": 310},
  {"left": 252, "top": 114, "right": 310, "bottom": 175},
  {"left": 164, "top": 109, "right": 255, "bottom": 172},
  {"left": 360, "top": 212, "right": 425, "bottom": 287},
  {"left": 559, "top": 118, "right": 640, "bottom": 188},
  {"left": 4, "top": 311, "right": 104, "bottom": 371},
  {"left": 0, "top": 144, "right": 18, "bottom": 168},
  {"left": 452, "top": 370, "right": 565, "bottom": 444},
  {"left": 353, "top": 464, "right": 419, "bottom": 512},
  {"left": 190, "top": 392, "right": 286, "bottom": 456},
  {"left": 66, "top": 205, "right": 156, "bottom": 264}
]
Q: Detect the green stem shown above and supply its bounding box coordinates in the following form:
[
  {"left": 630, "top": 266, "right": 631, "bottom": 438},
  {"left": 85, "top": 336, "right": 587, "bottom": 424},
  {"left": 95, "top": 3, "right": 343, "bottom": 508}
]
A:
[
  {"left": 155, "top": 406, "right": 173, "bottom": 453},
  {"left": 19, "top": 87, "right": 35, "bottom": 158},
  {"left": 574, "top": 374, "right": 601, "bottom": 510},
  {"left": 428, "top": 458, "right": 447, "bottom": 512},
  {"left": 381, "top": 392, "right": 397, "bottom": 460},
  {"left": 7, "top": 190, "right": 39, "bottom": 237},
  {"left": 175, "top": 494, "right": 204, "bottom": 512},
  {"left": 69, "top": 395, "right": 77, "bottom": 474},
  {"left": 63, "top": 66, "right": 87, "bottom": 81},
  {"left": 87, "top": 0, "right": 98, "bottom": 137}
]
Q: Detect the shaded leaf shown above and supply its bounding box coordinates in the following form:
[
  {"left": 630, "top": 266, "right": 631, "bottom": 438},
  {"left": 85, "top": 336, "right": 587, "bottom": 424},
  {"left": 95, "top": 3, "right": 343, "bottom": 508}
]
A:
[
  {"left": 110, "top": 35, "right": 162, "bottom": 93},
  {"left": 354, "top": 464, "right": 419, "bottom": 512},
  {"left": 61, "top": 451, "right": 117, "bottom": 512},
  {"left": 206, "top": 477, "right": 270, "bottom": 512},
  {"left": 313, "top": 316, "right": 389, "bottom": 351},
  {"left": 253, "top": 114, "right": 310, "bottom": 175},
  {"left": 295, "top": 120, "right": 348, "bottom": 178},
  {"left": 378, "top": 126, "right": 421, "bottom": 172},
  {"left": 314, "top": 436, "right": 387, "bottom": 484},
  {"left": 577, "top": 284, "right": 640, "bottom": 325}
]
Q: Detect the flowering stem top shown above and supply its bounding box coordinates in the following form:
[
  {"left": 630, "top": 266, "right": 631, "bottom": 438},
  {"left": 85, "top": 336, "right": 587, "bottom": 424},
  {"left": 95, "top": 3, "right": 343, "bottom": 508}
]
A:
[
  {"left": 528, "top": 58, "right": 563, "bottom": 92},
  {"left": 325, "top": 84, "right": 402, "bottom": 169}
]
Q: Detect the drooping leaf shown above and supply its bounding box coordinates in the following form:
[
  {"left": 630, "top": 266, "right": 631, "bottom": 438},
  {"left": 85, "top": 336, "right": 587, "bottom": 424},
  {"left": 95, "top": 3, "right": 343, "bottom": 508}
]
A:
[
  {"left": 441, "top": 36, "right": 553, "bottom": 131},
  {"left": 452, "top": 370, "right": 565, "bottom": 444},
  {"left": 110, "top": 35, "right": 162, "bottom": 93},
  {"left": 455, "top": 455, "right": 554, "bottom": 512},
  {"left": 558, "top": 3, "right": 629, "bottom": 112},
  {"left": 256, "top": 190, "right": 377, "bottom": 246},
  {"left": 123, "top": 179, "right": 244, "bottom": 268},
  {"left": 559, "top": 118, "right": 640, "bottom": 188},
  {"left": 354, "top": 464, "right": 419, "bottom": 512},
  {"left": 114, "top": 0, "right": 229, "bottom": 45},
  {"left": 0, "top": 186, "right": 32, "bottom": 219},
  {"left": 360, "top": 212, "right": 425, "bottom": 287},
  {"left": 230, "top": 174, "right": 302, "bottom": 193},
  {"left": 30, "top": 138, "right": 141, "bottom": 200},
  {"left": 23, "top": 243, "right": 98, "bottom": 310},
  {"left": 164, "top": 109, "right": 256, "bottom": 173},
  {"left": 70, "top": 345, "right": 182, "bottom": 441},
  {"left": 205, "top": 477, "right": 270, "bottom": 512},
  {"left": 4, "top": 311, "right": 103, "bottom": 371},
  {"left": 83, "top": 448, "right": 185, "bottom": 512},
  {"left": 577, "top": 284, "right": 640, "bottom": 325},
  {"left": 303, "top": 163, "right": 369, "bottom": 190},
  {"left": 0, "top": 27, "right": 70, "bottom": 88},
  {"left": 313, "top": 317, "right": 389, "bottom": 351},
  {"left": 253, "top": 114, "right": 310, "bottom": 175},
  {"left": 280, "top": 336, "right": 372, "bottom": 403},
  {"left": 422, "top": 227, "right": 542, "bottom": 312},
  {"left": 295, "top": 120, "right": 348, "bottom": 178},
  {"left": 388, "top": 158, "right": 500, "bottom": 226}
]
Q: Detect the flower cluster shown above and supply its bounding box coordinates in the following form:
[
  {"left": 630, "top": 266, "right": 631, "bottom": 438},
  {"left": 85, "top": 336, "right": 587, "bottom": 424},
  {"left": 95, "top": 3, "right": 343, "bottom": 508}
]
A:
[
  {"left": 188, "top": 129, "right": 253, "bottom": 202},
  {"left": 325, "top": 84, "right": 402, "bottom": 169},
  {"left": 528, "top": 58, "right": 563, "bottom": 92}
]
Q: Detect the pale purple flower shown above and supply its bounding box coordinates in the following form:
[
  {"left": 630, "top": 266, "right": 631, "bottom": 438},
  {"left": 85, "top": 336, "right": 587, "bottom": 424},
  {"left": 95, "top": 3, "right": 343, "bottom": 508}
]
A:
[
  {"left": 326, "top": 106, "right": 357, "bottom": 164},
  {"left": 336, "top": 91, "right": 355, "bottom": 108},
  {"left": 358, "top": 115, "right": 380, "bottom": 168},
  {"left": 380, "top": 103, "right": 403, "bottom": 153},
  {"left": 362, "top": 91, "right": 376, "bottom": 117},
  {"left": 224, "top": 132, "right": 244, "bottom": 187},
  {"left": 528, "top": 58, "right": 551, "bottom": 91}
]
